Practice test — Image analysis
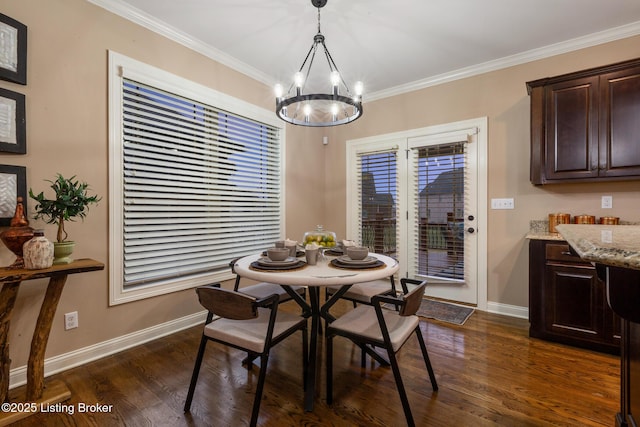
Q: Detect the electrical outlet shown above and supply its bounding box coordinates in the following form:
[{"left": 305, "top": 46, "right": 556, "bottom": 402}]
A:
[
  {"left": 601, "top": 195, "right": 613, "bottom": 209},
  {"left": 491, "top": 198, "right": 514, "bottom": 209},
  {"left": 64, "top": 311, "right": 78, "bottom": 330}
]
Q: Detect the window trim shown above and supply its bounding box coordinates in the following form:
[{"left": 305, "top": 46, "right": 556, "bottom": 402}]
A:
[{"left": 108, "top": 51, "right": 286, "bottom": 305}]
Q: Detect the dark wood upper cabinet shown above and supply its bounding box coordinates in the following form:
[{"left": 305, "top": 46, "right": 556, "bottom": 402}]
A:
[{"left": 527, "top": 58, "right": 640, "bottom": 184}]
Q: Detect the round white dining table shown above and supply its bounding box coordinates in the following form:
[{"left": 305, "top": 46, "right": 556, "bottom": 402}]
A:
[
  {"left": 233, "top": 251, "right": 399, "bottom": 412},
  {"left": 233, "top": 252, "right": 399, "bottom": 287}
]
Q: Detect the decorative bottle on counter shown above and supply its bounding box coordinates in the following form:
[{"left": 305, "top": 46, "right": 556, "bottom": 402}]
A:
[
  {"left": 23, "top": 229, "right": 54, "bottom": 270},
  {"left": 0, "top": 197, "right": 34, "bottom": 268}
]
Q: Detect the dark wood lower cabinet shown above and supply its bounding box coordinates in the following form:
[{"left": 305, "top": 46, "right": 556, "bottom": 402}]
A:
[{"left": 529, "top": 239, "right": 620, "bottom": 354}]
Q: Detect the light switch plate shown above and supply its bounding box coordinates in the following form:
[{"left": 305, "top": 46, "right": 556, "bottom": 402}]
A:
[{"left": 491, "top": 198, "right": 514, "bottom": 209}]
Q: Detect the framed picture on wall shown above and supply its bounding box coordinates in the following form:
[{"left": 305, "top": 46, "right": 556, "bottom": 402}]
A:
[
  {"left": 0, "top": 88, "right": 26, "bottom": 154},
  {"left": 0, "top": 164, "right": 26, "bottom": 226},
  {"left": 0, "top": 13, "right": 27, "bottom": 85}
]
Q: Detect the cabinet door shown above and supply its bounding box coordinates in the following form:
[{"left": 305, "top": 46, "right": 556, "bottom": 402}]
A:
[
  {"left": 544, "top": 262, "right": 604, "bottom": 342},
  {"left": 544, "top": 77, "right": 600, "bottom": 181},
  {"left": 600, "top": 66, "right": 640, "bottom": 177}
]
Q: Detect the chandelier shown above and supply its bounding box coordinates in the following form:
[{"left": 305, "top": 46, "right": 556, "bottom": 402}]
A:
[{"left": 274, "top": 0, "right": 363, "bottom": 127}]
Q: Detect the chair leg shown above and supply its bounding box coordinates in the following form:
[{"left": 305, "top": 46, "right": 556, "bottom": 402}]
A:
[
  {"left": 242, "top": 352, "right": 259, "bottom": 369},
  {"left": 326, "top": 334, "right": 334, "bottom": 404},
  {"left": 250, "top": 354, "right": 269, "bottom": 427},
  {"left": 387, "top": 349, "right": 415, "bottom": 427},
  {"left": 302, "top": 326, "right": 309, "bottom": 392},
  {"left": 184, "top": 335, "right": 208, "bottom": 412},
  {"left": 415, "top": 327, "right": 438, "bottom": 391}
]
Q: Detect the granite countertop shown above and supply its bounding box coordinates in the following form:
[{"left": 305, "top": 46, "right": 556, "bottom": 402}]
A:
[
  {"left": 525, "top": 219, "right": 566, "bottom": 240},
  {"left": 525, "top": 231, "right": 566, "bottom": 241},
  {"left": 555, "top": 224, "right": 640, "bottom": 270}
]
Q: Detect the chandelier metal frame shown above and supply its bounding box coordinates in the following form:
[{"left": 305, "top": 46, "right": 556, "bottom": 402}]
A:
[{"left": 274, "top": 0, "right": 363, "bottom": 127}]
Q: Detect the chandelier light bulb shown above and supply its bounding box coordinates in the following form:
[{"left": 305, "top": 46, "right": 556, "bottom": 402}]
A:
[
  {"left": 354, "top": 81, "right": 364, "bottom": 96},
  {"left": 331, "top": 103, "right": 339, "bottom": 121},
  {"left": 274, "top": 83, "right": 284, "bottom": 99},
  {"left": 303, "top": 104, "right": 312, "bottom": 117},
  {"left": 330, "top": 71, "right": 340, "bottom": 87},
  {"left": 294, "top": 72, "right": 304, "bottom": 88}
]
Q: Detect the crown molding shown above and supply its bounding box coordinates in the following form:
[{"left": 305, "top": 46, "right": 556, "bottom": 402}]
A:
[
  {"left": 367, "top": 20, "right": 640, "bottom": 101},
  {"left": 88, "top": 1, "right": 640, "bottom": 102},
  {"left": 87, "top": 0, "right": 274, "bottom": 86}
]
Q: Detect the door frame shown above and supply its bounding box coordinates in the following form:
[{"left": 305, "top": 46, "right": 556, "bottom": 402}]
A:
[{"left": 346, "top": 117, "right": 487, "bottom": 310}]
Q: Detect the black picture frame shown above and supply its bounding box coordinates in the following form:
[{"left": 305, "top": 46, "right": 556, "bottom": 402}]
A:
[
  {"left": 0, "top": 164, "right": 26, "bottom": 226},
  {"left": 0, "top": 87, "right": 26, "bottom": 154},
  {"left": 0, "top": 13, "right": 27, "bottom": 85}
]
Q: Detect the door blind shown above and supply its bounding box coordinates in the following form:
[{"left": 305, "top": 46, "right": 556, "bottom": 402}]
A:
[
  {"left": 356, "top": 149, "right": 398, "bottom": 255},
  {"left": 121, "top": 79, "right": 281, "bottom": 287},
  {"left": 411, "top": 141, "right": 466, "bottom": 281}
]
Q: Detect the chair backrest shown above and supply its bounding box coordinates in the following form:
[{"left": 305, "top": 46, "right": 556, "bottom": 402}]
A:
[
  {"left": 196, "top": 286, "right": 258, "bottom": 320},
  {"left": 229, "top": 258, "right": 242, "bottom": 291},
  {"left": 399, "top": 282, "right": 427, "bottom": 317}
]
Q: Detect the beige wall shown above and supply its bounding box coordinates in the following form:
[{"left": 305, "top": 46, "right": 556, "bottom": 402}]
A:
[{"left": 0, "top": 0, "right": 639, "bottom": 373}]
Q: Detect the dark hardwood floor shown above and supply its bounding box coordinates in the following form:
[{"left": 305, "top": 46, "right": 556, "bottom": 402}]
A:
[{"left": 8, "top": 300, "right": 619, "bottom": 426}]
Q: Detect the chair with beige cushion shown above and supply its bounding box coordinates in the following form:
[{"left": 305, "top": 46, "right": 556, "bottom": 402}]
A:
[
  {"left": 325, "top": 279, "right": 438, "bottom": 427},
  {"left": 324, "top": 276, "right": 397, "bottom": 365},
  {"left": 325, "top": 277, "right": 397, "bottom": 305},
  {"left": 184, "top": 283, "right": 308, "bottom": 427}
]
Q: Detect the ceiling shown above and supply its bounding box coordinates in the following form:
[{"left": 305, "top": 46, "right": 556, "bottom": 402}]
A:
[{"left": 94, "top": 0, "right": 640, "bottom": 100}]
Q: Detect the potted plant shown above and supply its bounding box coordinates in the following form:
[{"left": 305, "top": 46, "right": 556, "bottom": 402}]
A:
[{"left": 29, "top": 174, "right": 100, "bottom": 264}]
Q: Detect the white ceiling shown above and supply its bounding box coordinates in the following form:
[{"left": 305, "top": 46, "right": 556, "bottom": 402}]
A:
[{"left": 93, "top": 0, "right": 640, "bottom": 100}]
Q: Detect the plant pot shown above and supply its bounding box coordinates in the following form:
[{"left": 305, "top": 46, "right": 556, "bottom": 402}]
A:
[{"left": 53, "top": 241, "right": 75, "bottom": 265}]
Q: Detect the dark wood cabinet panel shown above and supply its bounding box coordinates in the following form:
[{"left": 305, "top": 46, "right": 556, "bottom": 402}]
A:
[
  {"left": 527, "top": 57, "right": 640, "bottom": 184},
  {"left": 545, "top": 263, "right": 603, "bottom": 339},
  {"left": 544, "top": 77, "right": 599, "bottom": 181},
  {"left": 529, "top": 239, "right": 620, "bottom": 354},
  {"left": 600, "top": 65, "right": 640, "bottom": 177}
]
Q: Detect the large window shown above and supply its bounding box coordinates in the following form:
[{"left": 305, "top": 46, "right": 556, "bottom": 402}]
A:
[{"left": 109, "top": 52, "right": 285, "bottom": 305}]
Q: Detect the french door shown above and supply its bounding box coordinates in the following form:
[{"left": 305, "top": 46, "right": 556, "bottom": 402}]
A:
[{"left": 346, "top": 118, "right": 487, "bottom": 307}]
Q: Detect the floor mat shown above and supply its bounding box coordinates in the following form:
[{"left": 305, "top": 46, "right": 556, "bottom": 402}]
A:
[{"left": 385, "top": 298, "right": 474, "bottom": 325}]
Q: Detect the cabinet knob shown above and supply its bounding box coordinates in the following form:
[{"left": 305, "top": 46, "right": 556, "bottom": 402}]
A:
[{"left": 467, "top": 227, "right": 475, "bottom": 234}]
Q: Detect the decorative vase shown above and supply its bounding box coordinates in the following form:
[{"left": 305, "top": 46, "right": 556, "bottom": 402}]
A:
[
  {"left": 53, "top": 241, "right": 75, "bottom": 265},
  {"left": 23, "top": 230, "right": 54, "bottom": 269},
  {"left": 0, "top": 197, "right": 34, "bottom": 269}
]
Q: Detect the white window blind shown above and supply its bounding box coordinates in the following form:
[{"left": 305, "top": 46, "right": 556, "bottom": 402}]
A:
[
  {"left": 356, "top": 149, "right": 399, "bottom": 255},
  {"left": 411, "top": 141, "right": 466, "bottom": 281},
  {"left": 121, "top": 79, "right": 281, "bottom": 288}
]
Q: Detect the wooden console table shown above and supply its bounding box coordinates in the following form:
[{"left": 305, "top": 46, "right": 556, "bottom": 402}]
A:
[{"left": 0, "top": 258, "right": 104, "bottom": 426}]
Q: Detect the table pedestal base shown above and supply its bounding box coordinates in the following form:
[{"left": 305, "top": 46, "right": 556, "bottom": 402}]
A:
[{"left": 0, "top": 379, "right": 71, "bottom": 426}]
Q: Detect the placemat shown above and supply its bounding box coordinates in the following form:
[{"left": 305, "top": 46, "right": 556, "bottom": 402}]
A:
[
  {"left": 329, "top": 259, "right": 385, "bottom": 270},
  {"left": 249, "top": 260, "right": 307, "bottom": 272}
]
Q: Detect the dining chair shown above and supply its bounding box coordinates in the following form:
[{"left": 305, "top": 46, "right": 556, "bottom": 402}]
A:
[
  {"left": 324, "top": 276, "right": 397, "bottom": 363},
  {"left": 325, "top": 276, "right": 397, "bottom": 306},
  {"left": 325, "top": 279, "right": 438, "bottom": 427},
  {"left": 230, "top": 258, "right": 306, "bottom": 302},
  {"left": 184, "top": 283, "right": 308, "bottom": 427}
]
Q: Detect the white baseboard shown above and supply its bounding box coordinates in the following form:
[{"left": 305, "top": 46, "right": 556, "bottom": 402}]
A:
[
  {"left": 9, "top": 310, "right": 207, "bottom": 390},
  {"left": 486, "top": 301, "right": 529, "bottom": 319}
]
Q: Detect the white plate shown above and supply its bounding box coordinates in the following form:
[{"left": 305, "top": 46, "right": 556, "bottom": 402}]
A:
[
  {"left": 257, "top": 257, "right": 299, "bottom": 266},
  {"left": 336, "top": 255, "right": 378, "bottom": 265}
]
